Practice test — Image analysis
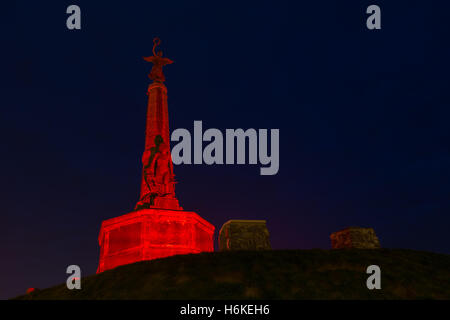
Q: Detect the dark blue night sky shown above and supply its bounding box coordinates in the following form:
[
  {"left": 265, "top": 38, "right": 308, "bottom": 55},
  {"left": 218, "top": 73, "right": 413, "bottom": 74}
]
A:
[{"left": 1, "top": 1, "right": 449, "bottom": 299}]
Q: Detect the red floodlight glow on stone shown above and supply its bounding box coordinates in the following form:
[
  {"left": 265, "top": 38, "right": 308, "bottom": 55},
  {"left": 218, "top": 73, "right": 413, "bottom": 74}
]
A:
[
  {"left": 97, "top": 209, "right": 214, "bottom": 273},
  {"left": 97, "top": 38, "right": 215, "bottom": 273}
]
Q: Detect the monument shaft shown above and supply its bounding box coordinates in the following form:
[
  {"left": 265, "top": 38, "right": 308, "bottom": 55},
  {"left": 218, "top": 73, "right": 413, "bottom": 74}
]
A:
[
  {"left": 135, "top": 82, "right": 181, "bottom": 211},
  {"left": 144, "top": 83, "right": 170, "bottom": 153}
]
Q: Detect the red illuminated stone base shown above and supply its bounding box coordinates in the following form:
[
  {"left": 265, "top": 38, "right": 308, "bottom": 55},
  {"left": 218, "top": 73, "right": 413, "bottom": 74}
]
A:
[{"left": 97, "top": 209, "right": 215, "bottom": 273}]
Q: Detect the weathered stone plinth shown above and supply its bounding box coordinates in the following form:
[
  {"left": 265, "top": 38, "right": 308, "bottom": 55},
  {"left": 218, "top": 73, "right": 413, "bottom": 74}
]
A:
[
  {"left": 330, "top": 227, "right": 380, "bottom": 249},
  {"left": 219, "top": 220, "right": 271, "bottom": 251},
  {"left": 97, "top": 209, "right": 215, "bottom": 273}
]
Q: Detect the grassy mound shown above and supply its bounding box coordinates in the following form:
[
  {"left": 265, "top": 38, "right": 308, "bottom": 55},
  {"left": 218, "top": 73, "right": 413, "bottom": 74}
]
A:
[{"left": 15, "top": 249, "right": 450, "bottom": 300}]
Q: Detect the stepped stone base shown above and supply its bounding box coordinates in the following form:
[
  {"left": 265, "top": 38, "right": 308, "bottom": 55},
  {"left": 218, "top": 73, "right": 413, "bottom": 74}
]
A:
[
  {"left": 219, "top": 220, "right": 271, "bottom": 251},
  {"left": 330, "top": 227, "right": 380, "bottom": 249},
  {"left": 97, "top": 208, "right": 215, "bottom": 273}
]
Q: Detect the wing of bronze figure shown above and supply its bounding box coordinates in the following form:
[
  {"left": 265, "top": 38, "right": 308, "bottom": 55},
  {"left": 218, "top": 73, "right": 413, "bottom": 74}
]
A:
[
  {"left": 143, "top": 56, "right": 155, "bottom": 62},
  {"left": 162, "top": 57, "right": 174, "bottom": 65}
]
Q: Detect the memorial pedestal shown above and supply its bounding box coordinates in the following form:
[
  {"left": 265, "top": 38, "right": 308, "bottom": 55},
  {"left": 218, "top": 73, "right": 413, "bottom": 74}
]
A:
[{"left": 97, "top": 209, "right": 215, "bottom": 273}]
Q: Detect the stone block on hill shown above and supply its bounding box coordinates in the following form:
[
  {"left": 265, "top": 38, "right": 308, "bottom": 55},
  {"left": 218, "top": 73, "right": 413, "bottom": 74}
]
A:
[
  {"left": 330, "top": 227, "right": 380, "bottom": 249},
  {"left": 219, "top": 220, "right": 271, "bottom": 251}
]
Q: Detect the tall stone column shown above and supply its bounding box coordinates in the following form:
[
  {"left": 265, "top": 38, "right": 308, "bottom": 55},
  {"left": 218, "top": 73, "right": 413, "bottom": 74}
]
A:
[
  {"left": 144, "top": 83, "right": 170, "bottom": 155},
  {"left": 135, "top": 82, "right": 181, "bottom": 211}
]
